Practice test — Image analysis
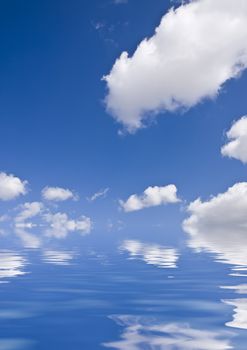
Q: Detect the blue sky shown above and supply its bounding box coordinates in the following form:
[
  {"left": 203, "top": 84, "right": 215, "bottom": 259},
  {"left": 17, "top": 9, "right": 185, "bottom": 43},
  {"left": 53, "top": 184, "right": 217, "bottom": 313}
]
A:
[
  {"left": 0, "top": 0, "right": 247, "bottom": 248},
  {"left": 2, "top": 2, "right": 247, "bottom": 348}
]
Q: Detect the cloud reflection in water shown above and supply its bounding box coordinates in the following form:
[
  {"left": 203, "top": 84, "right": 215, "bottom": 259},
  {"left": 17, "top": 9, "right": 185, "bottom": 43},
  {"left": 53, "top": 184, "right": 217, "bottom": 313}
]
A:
[
  {"left": 120, "top": 240, "right": 179, "bottom": 269},
  {"left": 103, "top": 315, "right": 233, "bottom": 349},
  {"left": 0, "top": 251, "right": 27, "bottom": 281}
]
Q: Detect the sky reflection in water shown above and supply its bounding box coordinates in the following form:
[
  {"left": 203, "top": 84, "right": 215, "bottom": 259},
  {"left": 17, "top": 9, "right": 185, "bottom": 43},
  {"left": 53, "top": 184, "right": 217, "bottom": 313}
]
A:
[{"left": 0, "top": 228, "right": 247, "bottom": 349}]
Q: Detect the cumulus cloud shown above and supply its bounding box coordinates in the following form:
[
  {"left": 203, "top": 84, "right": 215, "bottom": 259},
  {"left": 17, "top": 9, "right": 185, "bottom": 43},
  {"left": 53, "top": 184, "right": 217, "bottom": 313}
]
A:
[
  {"left": 87, "top": 188, "right": 109, "bottom": 202},
  {"left": 183, "top": 182, "right": 247, "bottom": 270},
  {"left": 42, "top": 186, "right": 78, "bottom": 202},
  {"left": 120, "top": 184, "right": 180, "bottom": 212},
  {"left": 44, "top": 212, "right": 92, "bottom": 239},
  {"left": 120, "top": 240, "right": 179, "bottom": 268},
  {"left": 0, "top": 172, "right": 27, "bottom": 201},
  {"left": 104, "top": 0, "right": 247, "bottom": 132},
  {"left": 103, "top": 315, "right": 233, "bottom": 349},
  {"left": 221, "top": 116, "right": 247, "bottom": 163},
  {"left": 15, "top": 202, "right": 43, "bottom": 223}
]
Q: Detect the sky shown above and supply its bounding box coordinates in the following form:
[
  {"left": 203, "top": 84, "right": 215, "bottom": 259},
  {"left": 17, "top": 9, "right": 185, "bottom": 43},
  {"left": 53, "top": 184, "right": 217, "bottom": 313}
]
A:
[{"left": 0, "top": 0, "right": 247, "bottom": 250}]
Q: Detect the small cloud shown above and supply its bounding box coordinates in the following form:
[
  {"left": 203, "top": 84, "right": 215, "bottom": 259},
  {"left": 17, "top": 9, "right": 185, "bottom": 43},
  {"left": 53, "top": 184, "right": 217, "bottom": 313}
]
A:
[
  {"left": 92, "top": 21, "right": 106, "bottom": 31},
  {"left": 0, "top": 172, "right": 27, "bottom": 201},
  {"left": 107, "top": 219, "right": 124, "bottom": 231},
  {"left": 120, "top": 184, "right": 180, "bottom": 212},
  {"left": 42, "top": 186, "right": 78, "bottom": 202},
  {"left": 15, "top": 202, "right": 44, "bottom": 223},
  {"left": 221, "top": 115, "right": 247, "bottom": 164},
  {"left": 44, "top": 212, "right": 92, "bottom": 239},
  {"left": 87, "top": 188, "right": 109, "bottom": 202}
]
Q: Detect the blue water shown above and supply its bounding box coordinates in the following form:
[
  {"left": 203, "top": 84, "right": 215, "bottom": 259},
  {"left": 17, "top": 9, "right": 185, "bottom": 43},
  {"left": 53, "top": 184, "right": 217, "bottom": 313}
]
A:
[{"left": 0, "top": 230, "right": 247, "bottom": 349}]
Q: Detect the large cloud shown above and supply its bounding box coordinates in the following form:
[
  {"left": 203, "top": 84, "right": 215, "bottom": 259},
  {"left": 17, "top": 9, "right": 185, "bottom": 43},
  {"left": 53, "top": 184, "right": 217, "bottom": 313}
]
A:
[
  {"left": 42, "top": 186, "right": 78, "bottom": 201},
  {"left": 104, "top": 0, "right": 247, "bottom": 132},
  {"left": 183, "top": 182, "right": 247, "bottom": 270},
  {"left": 120, "top": 184, "right": 180, "bottom": 212},
  {"left": 0, "top": 172, "right": 27, "bottom": 201},
  {"left": 221, "top": 116, "right": 247, "bottom": 163}
]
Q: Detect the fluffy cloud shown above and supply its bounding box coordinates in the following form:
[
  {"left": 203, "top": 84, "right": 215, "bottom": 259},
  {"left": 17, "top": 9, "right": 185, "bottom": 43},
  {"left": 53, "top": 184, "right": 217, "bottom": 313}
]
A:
[
  {"left": 120, "top": 184, "right": 180, "bottom": 212},
  {"left": 183, "top": 182, "right": 247, "bottom": 270},
  {"left": 0, "top": 172, "right": 27, "bottom": 201},
  {"left": 42, "top": 186, "right": 78, "bottom": 202},
  {"left": 44, "top": 212, "right": 92, "bottom": 239},
  {"left": 103, "top": 315, "right": 233, "bottom": 349},
  {"left": 221, "top": 116, "right": 247, "bottom": 163},
  {"left": 104, "top": 0, "right": 247, "bottom": 132},
  {"left": 15, "top": 202, "right": 43, "bottom": 223},
  {"left": 120, "top": 240, "right": 179, "bottom": 268}
]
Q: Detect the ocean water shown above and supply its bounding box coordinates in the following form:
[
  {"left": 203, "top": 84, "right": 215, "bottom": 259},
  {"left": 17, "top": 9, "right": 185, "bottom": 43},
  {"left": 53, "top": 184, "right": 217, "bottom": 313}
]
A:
[{"left": 0, "top": 229, "right": 247, "bottom": 350}]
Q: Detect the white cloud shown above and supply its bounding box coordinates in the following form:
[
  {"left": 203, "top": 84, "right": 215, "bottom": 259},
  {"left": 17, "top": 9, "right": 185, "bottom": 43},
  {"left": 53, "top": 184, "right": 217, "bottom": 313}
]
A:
[
  {"left": 42, "top": 186, "right": 78, "bottom": 202},
  {"left": 13, "top": 202, "right": 43, "bottom": 249},
  {"left": 0, "top": 173, "right": 27, "bottom": 201},
  {"left": 103, "top": 315, "right": 233, "bottom": 349},
  {"left": 104, "top": 0, "right": 247, "bottom": 132},
  {"left": 221, "top": 116, "right": 247, "bottom": 163},
  {"left": 44, "top": 212, "right": 92, "bottom": 239},
  {"left": 15, "top": 202, "right": 43, "bottom": 223},
  {"left": 88, "top": 188, "right": 109, "bottom": 202},
  {"left": 183, "top": 182, "right": 247, "bottom": 270},
  {"left": 120, "top": 184, "right": 180, "bottom": 212},
  {"left": 120, "top": 240, "right": 179, "bottom": 268}
]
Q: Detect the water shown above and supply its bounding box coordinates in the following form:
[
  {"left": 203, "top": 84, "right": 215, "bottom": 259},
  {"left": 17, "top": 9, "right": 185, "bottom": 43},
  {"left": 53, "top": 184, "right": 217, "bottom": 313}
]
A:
[{"left": 0, "top": 229, "right": 247, "bottom": 349}]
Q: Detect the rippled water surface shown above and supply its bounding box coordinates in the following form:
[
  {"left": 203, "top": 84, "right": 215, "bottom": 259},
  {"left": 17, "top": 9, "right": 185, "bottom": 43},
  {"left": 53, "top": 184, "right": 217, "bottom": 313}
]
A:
[{"left": 1, "top": 230, "right": 247, "bottom": 349}]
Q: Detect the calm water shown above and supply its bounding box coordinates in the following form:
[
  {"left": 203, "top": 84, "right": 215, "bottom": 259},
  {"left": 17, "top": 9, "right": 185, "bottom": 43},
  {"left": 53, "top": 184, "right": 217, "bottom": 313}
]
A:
[{"left": 0, "top": 229, "right": 247, "bottom": 349}]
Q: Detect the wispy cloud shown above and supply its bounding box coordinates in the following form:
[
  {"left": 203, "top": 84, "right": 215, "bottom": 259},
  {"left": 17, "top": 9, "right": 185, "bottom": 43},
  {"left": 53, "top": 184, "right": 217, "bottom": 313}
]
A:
[{"left": 87, "top": 188, "right": 109, "bottom": 202}]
